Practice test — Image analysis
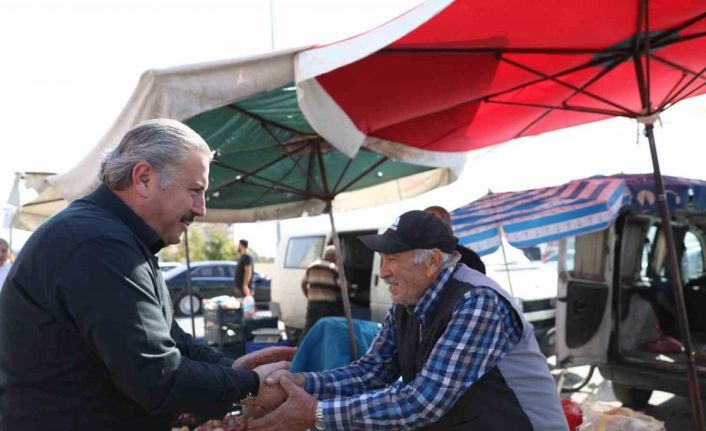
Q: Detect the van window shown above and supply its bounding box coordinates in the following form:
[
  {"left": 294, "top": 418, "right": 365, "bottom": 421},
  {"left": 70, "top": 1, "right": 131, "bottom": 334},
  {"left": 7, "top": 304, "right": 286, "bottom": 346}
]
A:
[
  {"left": 285, "top": 236, "right": 325, "bottom": 268},
  {"left": 682, "top": 230, "right": 704, "bottom": 281},
  {"left": 639, "top": 225, "right": 658, "bottom": 279},
  {"left": 572, "top": 230, "right": 607, "bottom": 281}
]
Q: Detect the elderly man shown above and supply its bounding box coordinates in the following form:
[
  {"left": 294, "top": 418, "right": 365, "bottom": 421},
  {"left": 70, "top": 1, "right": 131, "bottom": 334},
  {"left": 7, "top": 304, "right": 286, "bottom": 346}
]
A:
[
  {"left": 250, "top": 210, "right": 568, "bottom": 431},
  {"left": 0, "top": 119, "right": 293, "bottom": 430}
]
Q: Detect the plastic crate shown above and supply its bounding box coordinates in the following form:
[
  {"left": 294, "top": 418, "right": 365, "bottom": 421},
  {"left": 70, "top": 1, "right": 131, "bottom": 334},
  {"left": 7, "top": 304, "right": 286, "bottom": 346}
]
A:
[
  {"left": 203, "top": 303, "right": 245, "bottom": 346},
  {"left": 243, "top": 316, "right": 279, "bottom": 341},
  {"left": 205, "top": 322, "right": 245, "bottom": 345},
  {"left": 204, "top": 306, "right": 243, "bottom": 326}
]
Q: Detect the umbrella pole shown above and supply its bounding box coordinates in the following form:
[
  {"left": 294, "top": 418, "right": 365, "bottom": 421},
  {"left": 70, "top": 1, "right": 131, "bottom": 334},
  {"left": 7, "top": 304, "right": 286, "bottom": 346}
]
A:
[
  {"left": 326, "top": 206, "right": 359, "bottom": 360},
  {"left": 497, "top": 227, "right": 516, "bottom": 298},
  {"left": 184, "top": 229, "right": 196, "bottom": 337},
  {"left": 644, "top": 122, "right": 705, "bottom": 431}
]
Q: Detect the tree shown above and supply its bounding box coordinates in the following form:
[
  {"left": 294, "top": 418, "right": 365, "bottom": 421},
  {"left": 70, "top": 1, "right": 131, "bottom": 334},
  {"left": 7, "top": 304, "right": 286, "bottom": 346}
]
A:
[
  {"left": 159, "top": 223, "right": 238, "bottom": 262},
  {"left": 203, "top": 227, "right": 239, "bottom": 261}
]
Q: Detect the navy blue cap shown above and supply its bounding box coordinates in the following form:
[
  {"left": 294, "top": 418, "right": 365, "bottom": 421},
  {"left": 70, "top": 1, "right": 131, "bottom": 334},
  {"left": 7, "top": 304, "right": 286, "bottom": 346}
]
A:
[{"left": 358, "top": 210, "right": 457, "bottom": 254}]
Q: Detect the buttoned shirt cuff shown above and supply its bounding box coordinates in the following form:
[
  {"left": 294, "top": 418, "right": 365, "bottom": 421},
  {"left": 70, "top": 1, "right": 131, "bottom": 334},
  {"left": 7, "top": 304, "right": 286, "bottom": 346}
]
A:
[
  {"left": 320, "top": 398, "right": 351, "bottom": 430},
  {"left": 302, "top": 371, "right": 325, "bottom": 397}
]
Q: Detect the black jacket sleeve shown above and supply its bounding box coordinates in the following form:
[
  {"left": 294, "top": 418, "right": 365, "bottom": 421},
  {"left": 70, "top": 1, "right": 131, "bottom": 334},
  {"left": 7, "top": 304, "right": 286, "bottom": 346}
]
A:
[
  {"left": 171, "top": 320, "right": 234, "bottom": 368},
  {"left": 58, "top": 238, "right": 258, "bottom": 418}
]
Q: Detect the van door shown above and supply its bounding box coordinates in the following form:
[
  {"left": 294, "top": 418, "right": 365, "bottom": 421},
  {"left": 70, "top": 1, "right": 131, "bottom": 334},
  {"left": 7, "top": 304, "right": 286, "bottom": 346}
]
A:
[
  {"left": 556, "top": 228, "right": 614, "bottom": 367},
  {"left": 338, "top": 230, "right": 376, "bottom": 321},
  {"left": 369, "top": 250, "right": 390, "bottom": 322}
]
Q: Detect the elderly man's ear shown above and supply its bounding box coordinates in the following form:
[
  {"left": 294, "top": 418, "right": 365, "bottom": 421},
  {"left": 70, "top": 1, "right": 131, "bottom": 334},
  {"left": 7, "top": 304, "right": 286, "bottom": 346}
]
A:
[{"left": 425, "top": 249, "right": 444, "bottom": 277}]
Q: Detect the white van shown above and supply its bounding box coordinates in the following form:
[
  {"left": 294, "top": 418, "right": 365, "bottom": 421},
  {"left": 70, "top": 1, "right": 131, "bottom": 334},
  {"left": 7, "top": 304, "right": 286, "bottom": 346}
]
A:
[
  {"left": 271, "top": 213, "right": 558, "bottom": 353},
  {"left": 556, "top": 206, "right": 706, "bottom": 408}
]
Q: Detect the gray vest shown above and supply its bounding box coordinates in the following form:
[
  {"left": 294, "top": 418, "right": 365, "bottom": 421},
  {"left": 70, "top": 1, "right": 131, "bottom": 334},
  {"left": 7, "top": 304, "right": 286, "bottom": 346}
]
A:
[{"left": 395, "top": 265, "right": 568, "bottom": 431}]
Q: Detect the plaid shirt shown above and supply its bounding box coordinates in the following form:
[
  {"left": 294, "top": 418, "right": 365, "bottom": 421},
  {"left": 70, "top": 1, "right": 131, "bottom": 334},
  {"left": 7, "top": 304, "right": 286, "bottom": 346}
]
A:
[{"left": 302, "top": 264, "right": 523, "bottom": 430}]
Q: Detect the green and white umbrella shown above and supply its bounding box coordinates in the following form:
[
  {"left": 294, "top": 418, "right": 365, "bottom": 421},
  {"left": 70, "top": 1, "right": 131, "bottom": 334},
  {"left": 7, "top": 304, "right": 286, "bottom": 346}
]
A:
[
  {"left": 43, "top": 49, "right": 459, "bottom": 358},
  {"left": 188, "top": 83, "right": 451, "bottom": 222}
]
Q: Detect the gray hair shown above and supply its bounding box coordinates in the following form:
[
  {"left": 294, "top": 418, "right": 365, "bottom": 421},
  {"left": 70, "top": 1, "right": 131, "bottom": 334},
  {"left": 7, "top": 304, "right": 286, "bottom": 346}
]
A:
[
  {"left": 100, "top": 118, "right": 211, "bottom": 190},
  {"left": 0, "top": 238, "right": 8, "bottom": 249},
  {"left": 412, "top": 248, "right": 458, "bottom": 269}
]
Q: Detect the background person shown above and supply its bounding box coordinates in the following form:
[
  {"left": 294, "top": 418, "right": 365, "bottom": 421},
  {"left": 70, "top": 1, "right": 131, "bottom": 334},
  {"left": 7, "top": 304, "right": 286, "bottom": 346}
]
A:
[
  {"left": 0, "top": 237, "right": 11, "bottom": 291},
  {"left": 300, "top": 245, "right": 343, "bottom": 338},
  {"left": 425, "top": 205, "right": 486, "bottom": 274},
  {"left": 249, "top": 210, "right": 568, "bottom": 431},
  {"left": 0, "top": 119, "right": 293, "bottom": 430},
  {"left": 235, "top": 238, "right": 254, "bottom": 297}
]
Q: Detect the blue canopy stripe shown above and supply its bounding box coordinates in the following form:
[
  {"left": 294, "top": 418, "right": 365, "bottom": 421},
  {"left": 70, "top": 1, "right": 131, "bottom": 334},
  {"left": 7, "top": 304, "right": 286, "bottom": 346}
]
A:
[{"left": 452, "top": 177, "right": 627, "bottom": 255}]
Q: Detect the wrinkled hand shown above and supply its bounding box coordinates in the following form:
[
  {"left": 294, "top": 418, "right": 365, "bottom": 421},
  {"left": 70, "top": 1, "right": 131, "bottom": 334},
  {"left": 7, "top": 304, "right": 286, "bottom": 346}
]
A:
[
  {"left": 264, "top": 369, "right": 304, "bottom": 388},
  {"left": 248, "top": 376, "right": 317, "bottom": 431},
  {"left": 232, "top": 346, "right": 297, "bottom": 371}
]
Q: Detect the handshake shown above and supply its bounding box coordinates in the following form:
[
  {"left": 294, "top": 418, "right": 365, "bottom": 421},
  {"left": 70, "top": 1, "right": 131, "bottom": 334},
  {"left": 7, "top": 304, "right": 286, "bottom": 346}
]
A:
[{"left": 233, "top": 347, "right": 318, "bottom": 431}]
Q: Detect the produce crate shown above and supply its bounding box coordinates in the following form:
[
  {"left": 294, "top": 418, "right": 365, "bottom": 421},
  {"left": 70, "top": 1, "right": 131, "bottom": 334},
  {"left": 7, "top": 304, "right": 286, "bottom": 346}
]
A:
[
  {"left": 243, "top": 316, "right": 279, "bottom": 341},
  {"left": 203, "top": 303, "right": 245, "bottom": 347},
  {"left": 203, "top": 305, "right": 243, "bottom": 326},
  {"left": 205, "top": 323, "right": 245, "bottom": 345}
]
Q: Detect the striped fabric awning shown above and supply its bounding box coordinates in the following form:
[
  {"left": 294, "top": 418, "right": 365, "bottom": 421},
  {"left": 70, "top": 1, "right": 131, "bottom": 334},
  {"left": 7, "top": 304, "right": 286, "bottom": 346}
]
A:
[{"left": 451, "top": 174, "right": 706, "bottom": 256}]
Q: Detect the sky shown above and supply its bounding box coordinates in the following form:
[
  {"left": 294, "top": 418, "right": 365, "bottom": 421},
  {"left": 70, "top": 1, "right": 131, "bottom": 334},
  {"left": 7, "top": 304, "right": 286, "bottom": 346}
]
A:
[
  {"left": 0, "top": 0, "right": 421, "bottom": 254},
  {"left": 3, "top": 0, "right": 706, "bottom": 257}
]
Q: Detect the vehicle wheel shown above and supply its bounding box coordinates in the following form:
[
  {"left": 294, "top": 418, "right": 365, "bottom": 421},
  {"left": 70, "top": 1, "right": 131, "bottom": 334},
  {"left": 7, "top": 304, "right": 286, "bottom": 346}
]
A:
[
  {"left": 175, "top": 292, "right": 202, "bottom": 316},
  {"left": 612, "top": 382, "right": 652, "bottom": 409},
  {"left": 539, "top": 327, "right": 557, "bottom": 358}
]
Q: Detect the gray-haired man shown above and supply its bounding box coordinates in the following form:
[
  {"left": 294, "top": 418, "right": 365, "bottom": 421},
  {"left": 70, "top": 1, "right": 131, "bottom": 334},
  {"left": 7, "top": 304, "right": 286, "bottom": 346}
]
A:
[
  {"left": 0, "top": 119, "right": 293, "bottom": 430},
  {"left": 250, "top": 210, "right": 567, "bottom": 431}
]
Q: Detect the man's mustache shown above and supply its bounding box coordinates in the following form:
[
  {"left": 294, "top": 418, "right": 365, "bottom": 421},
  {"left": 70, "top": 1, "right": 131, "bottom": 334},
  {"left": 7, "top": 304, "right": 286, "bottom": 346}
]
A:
[
  {"left": 384, "top": 277, "right": 397, "bottom": 285},
  {"left": 180, "top": 213, "right": 196, "bottom": 224}
]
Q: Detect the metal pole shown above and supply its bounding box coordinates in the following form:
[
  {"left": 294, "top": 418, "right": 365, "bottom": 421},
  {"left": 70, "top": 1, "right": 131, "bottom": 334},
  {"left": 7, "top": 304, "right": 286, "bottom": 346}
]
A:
[
  {"left": 326, "top": 206, "right": 358, "bottom": 360},
  {"left": 184, "top": 229, "right": 196, "bottom": 337},
  {"left": 497, "top": 227, "right": 515, "bottom": 298},
  {"left": 644, "top": 123, "right": 705, "bottom": 431}
]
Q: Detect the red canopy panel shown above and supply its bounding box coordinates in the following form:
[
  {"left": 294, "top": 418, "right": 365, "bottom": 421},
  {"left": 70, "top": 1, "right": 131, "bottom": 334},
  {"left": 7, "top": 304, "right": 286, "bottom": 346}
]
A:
[{"left": 311, "top": 0, "right": 706, "bottom": 153}]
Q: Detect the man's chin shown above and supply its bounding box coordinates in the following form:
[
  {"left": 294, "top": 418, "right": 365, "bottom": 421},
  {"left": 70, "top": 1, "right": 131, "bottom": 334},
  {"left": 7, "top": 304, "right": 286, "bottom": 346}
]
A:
[{"left": 162, "top": 232, "right": 182, "bottom": 246}]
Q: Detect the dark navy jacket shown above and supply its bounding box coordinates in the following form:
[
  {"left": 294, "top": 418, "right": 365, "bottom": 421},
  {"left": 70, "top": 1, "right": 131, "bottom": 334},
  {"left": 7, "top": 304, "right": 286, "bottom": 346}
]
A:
[{"left": 0, "top": 185, "right": 258, "bottom": 430}]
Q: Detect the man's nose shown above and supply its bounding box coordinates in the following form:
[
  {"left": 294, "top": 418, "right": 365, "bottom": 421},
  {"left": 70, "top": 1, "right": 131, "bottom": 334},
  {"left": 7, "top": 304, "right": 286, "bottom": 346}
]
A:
[
  {"left": 380, "top": 260, "right": 391, "bottom": 278},
  {"left": 192, "top": 193, "right": 207, "bottom": 217}
]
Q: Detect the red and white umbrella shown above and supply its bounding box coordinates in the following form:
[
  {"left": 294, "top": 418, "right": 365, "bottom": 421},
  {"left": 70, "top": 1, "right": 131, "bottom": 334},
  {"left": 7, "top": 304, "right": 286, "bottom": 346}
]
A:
[
  {"left": 294, "top": 1, "right": 706, "bottom": 428},
  {"left": 296, "top": 0, "right": 706, "bottom": 162}
]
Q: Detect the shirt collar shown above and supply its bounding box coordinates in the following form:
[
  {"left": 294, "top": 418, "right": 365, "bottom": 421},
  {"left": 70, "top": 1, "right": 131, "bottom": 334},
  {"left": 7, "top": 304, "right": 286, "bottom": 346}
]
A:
[
  {"left": 84, "top": 185, "right": 165, "bottom": 254},
  {"left": 409, "top": 264, "right": 456, "bottom": 325}
]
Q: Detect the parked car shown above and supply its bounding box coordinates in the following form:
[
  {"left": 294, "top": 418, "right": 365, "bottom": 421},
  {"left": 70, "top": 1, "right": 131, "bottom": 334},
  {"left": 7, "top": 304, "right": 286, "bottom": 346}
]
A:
[
  {"left": 158, "top": 261, "right": 181, "bottom": 273},
  {"left": 164, "top": 260, "right": 271, "bottom": 316}
]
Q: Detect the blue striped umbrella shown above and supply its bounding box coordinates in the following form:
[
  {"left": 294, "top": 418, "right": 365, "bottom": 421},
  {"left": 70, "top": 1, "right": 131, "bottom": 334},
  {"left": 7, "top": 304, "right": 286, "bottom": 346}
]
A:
[
  {"left": 451, "top": 176, "right": 621, "bottom": 255},
  {"left": 452, "top": 174, "right": 706, "bottom": 256}
]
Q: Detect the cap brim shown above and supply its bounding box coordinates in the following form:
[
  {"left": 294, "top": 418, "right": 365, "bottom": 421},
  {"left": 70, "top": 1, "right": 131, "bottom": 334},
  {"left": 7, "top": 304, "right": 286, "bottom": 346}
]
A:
[{"left": 358, "top": 233, "right": 412, "bottom": 253}]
